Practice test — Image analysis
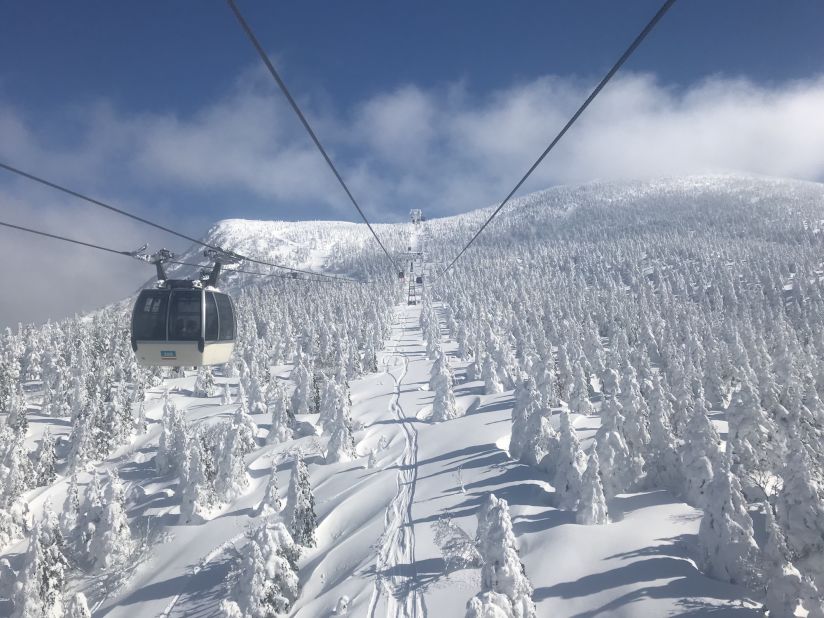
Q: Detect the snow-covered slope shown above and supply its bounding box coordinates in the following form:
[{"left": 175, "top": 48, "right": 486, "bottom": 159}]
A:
[{"left": 3, "top": 174, "right": 824, "bottom": 618}]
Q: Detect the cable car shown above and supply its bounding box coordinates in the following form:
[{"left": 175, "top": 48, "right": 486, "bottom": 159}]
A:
[
  {"left": 416, "top": 275, "right": 423, "bottom": 284},
  {"left": 130, "top": 253, "right": 236, "bottom": 366},
  {"left": 398, "top": 271, "right": 405, "bottom": 280}
]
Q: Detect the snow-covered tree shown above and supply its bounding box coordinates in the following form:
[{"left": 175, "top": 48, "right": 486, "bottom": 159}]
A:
[
  {"left": 470, "top": 493, "right": 536, "bottom": 618},
  {"left": 247, "top": 373, "right": 268, "bottom": 416},
  {"left": 156, "top": 394, "right": 188, "bottom": 476},
  {"left": 762, "top": 501, "right": 805, "bottom": 617},
  {"left": 431, "top": 363, "right": 458, "bottom": 422},
  {"left": 645, "top": 376, "right": 681, "bottom": 491},
  {"left": 697, "top": 455, "right": 759, "bottom": 587},
  {"left": 726, "top": 369, "right": 779, "bottom": 492},
  {"left": 317, "top": 376, "right": 339, "bottom": 435},
  {"left": 0, "top": 426, "right": 31, "bottom": 548},
  {"left": 215, "top": 422, "right": 251, "bottom": 503},
  {"left": 509, "top": 377, "right": 537, "bottom": 460},
  {"left": 78, "top": 471, "right": 104, "bottom": 559},
  {"left": 465, "top": 592, "right": 515, "bottom": 618},
  {"left": 193, "top": 366, "right": 216, "bottom": 398},
  {"left": 66, "top": 593, "right": 92, "bottom": 618},
  {"left": 552, "top": 411, "right": 585, "bottom": 509},
  {"left": 576, "top": 448, "right": 609, "bottom": 525},
  {"left": 481, "top": 355, "right": 503, "bottom": 395},
  {"left": 32, "top": 427, "right": 57, "bottom": 487},
  {"left": 362, "top": 338, "right": 379, "bottom": 374},
  {"left": 290, "top": 355, "right": 312, "bottom": 416},
  {"left": 266, "top": 382, "right": 294, "bottom": 445},
  {"left": 521, "top": 409, "right": 558, "bottom": 469},
  {"left": 88, "top": 469, "right": 133, "bottom": 571},
  {"left": 595, "top": 397, "right": 636, "bottom": 498},
  {"left": 432, "top": 514, "right": 482, "bottom": 572},
  {"left": 568, "top": 362, "right": 594, "bottom": 416},
  {"left": 12, "top": 504, "right": 68, "bottom": 618},
  {"left": 285, "top": 453, "right": 316, "bottom": 548},
  {"left": 679, "top": 401, "right": 721, "bottom": 508},
  {"left": 231, "top": 523, "right": 300, "bottom": 617},
  {"left": 60, "top": 472, "right": 81, "bottom": 538},
  {"left": 260, "top": 460, "right": 283, "bottom": 517},
  {"left": 775, "top": 440, "right": 824, "bottom": 570},
  {"left": 179, "top": 436, "right": 211, "bottom": 524}
]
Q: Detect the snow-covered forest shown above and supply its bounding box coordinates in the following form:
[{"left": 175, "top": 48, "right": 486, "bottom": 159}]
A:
[{"left": 2, "top": 175, "right": 824, "bottom": 617}]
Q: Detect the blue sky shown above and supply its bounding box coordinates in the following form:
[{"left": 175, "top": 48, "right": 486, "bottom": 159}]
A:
[{"left": 2, "top": 1, "right": 824, "bottom": 325}]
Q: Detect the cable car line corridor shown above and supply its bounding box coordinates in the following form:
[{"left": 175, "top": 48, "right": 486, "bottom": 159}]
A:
[{"left": 368, "top": 307, "right": 425, "bottom": 618}]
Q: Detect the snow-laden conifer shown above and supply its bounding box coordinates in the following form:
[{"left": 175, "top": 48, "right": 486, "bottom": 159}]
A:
[
  {"left": 521, "top": 410, "right": 558, "bottom": 468},
  {"left": 509, "top": 377, "right": 537, "bottom": 460},
  {"left": 193, "top": 366, "right": 216, "bottom": 398},
  {"left": 775, "top": 439, "right": 824, "bottom": 567},
  {"left": 431, "top": 362, "right": 458, "bottom": 422},
  {"left": 553, "top": 411, "right": 585, "bottom": 510},
  {"left": 290, "top": 354, "right": 313, "bottom": 416},
  {"left": 66, "top": 593, "right": 92, "bottom": 618},
  {"left": 482, "top": 355, "right": 503, "bottom": 395},
  {"left": 215, "top": 422, "right": 251, "bottom": 503},
  {"left": 595, "top": 397, "right": 636, "bottom": 498},
  {"left": 576, "top": 448, "right": 609, "bottom": 525},
  {"left": 679, "top": 401, "right": 721, "bottom": 508},
  {"left": 231, "top": 523, "right": 300, "bottom": 617},
  {"left": 285, "top": 453, "right": 316, "bottom": 548},
  {"left": 266, "top": 381, "right": 294, "bottom": 445},
  {"left": 726, "top": 367, "right": 779, "bottom": 489},
  {"left": 697, "top": 454, "right": 759, "bottom": 586},
  {"left": 317, "top": 375, "right": 339, "bottom": 435},
  {"left": 179, "top": 436, "right": 211, "bottom": 524},
  {"left": 326, "top": 396, "right": 356, "bottom": 464},
  {"left": 88, "top": 469, "right": 133, "bottom": 571},
  {"left": 645, "top": 376, "right": 681, "bottom": 490},
  {"left": 762, "top": 501, "right": 805, "bottom": 617},
  {"left": 260, "top": 460, "right": 283, "bottom": 517},
  {"left": 470, "top": 493, "right": 536, "bottom": 618},
  {"left": 568, "top": 363, "right": 594, "bottom": 416},
  {"left": 60, "top": 472, "right": 81, "bottom": 538},
  {"left": 156, "top": 394, "right": 188, "bottom": 476},
  {"left": 12, "top": 504, "right": 68, "bottom": 618},
  {"left": 465, "top": 592, "right": 514, "bottom": 618},
  {"left": 33, "top": 427, "right": 57, "bottom": 488}
]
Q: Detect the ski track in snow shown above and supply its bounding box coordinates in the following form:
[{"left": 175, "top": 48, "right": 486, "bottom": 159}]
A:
[{"left": 367, "top": 310, "right": 426, "bottom": 618}]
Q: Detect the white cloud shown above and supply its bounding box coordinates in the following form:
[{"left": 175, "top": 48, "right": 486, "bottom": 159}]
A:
[{"left": 2, "top": 70, "right": 824, "bottom": 326}]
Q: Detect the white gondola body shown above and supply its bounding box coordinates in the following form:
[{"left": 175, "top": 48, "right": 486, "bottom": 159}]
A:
[{"left": 131, "top": 285, "right": 236, "bottom": 367}]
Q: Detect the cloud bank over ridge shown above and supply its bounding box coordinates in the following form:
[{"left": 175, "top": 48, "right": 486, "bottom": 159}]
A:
[{"left": 2, "top": 69, "right": 824, "bottom": 325}]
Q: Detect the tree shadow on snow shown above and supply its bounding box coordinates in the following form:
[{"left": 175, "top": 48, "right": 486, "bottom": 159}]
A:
[
  {"left": 606, "top": 489, "right": 674, "bottom": 521},
  {"left": 362, "top": 556, "right": 446, "bottom": 594},
  {"left": 454, "top": 384, "right": 485, "bottom": 398},
  {"left": 101, "top": 573, "right": 191, "bottom": 612},
  {"left": 512, "top": 508, "right": 576, "bottom": 535},
  {"left": 534, "top": 563, "right": 761, "bottom": 617},
  {"left": 417, "top": 467, "right": 551, "bottom": 527},
  {"left": 468, "top": 398, "right": 513, "bottom": 416},
  {"left": 534, "top": 536, "right": 760, "bottom": 617}
]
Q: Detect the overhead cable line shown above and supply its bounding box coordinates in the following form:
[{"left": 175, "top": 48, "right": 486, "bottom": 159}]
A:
[
  {"left": 167, "top": 260, "right": 346, "bottom": 284},
  {"left": 0, "top": 161, "right": 360, "bottom": 283},
  {"left": 225, "top": 0, "right": 401, "bottom": 275},
  {"left": 438, "top": 0, "right": 677, "bottom": 277},
  {"left": 0, "top": 219, "right": 139, "bottom": 257},
  {"left": 0, "top": 219, "right": 359, "bottom": 285}
]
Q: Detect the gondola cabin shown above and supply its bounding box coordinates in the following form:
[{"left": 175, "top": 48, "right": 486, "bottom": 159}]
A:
[
  {"left": 131, "top": 282, "right": 236, "bottom": 366},
  {"left": 416, "top": 275, "right": 423, "bottom": 284}
]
